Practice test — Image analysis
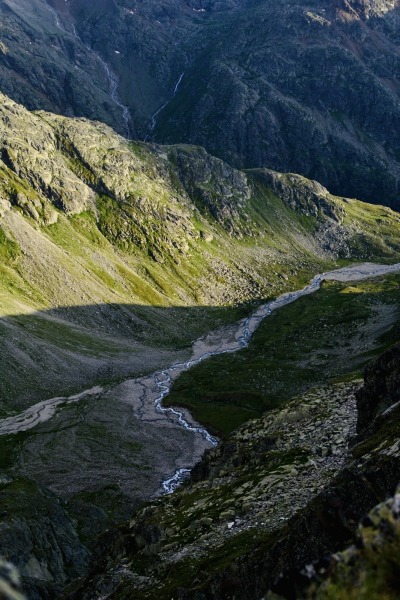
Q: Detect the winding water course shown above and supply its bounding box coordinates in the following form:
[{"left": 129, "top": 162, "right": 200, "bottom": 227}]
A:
[
  {"left": 114, "top": 262, "right": 400, "bottom": 492},
  {"left": 1, "top": 263, "right": 399, "bottom": 494}
]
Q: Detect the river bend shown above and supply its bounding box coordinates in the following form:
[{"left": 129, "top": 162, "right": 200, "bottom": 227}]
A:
[{"left": 1, "top": 262, "right": 399, "bottom": 493}]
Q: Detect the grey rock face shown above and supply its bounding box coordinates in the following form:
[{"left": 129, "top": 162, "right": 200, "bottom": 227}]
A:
[
  {"left": 164, "top": 145, "right": 251, "bottom": 233},
  {"left": 1, "top": 1, "right": 400, "bottom": 207},
  {"left": 0, "top": 0, "right": 125, "bottom": 133},
  {"left": 0, "top": 479, "right": 89, "bottom": 600},
  {"left": 255, "top": 170, "right": 344, "bottom": 222},
  {"left": 356, "top": 342, "right": 400, "bottom": 435},
  {"left": 153, "top": 0, "right": 400, "bottom": 208},
  {"left": 73, "top": 0, "right": 400, "bottom": 209}
]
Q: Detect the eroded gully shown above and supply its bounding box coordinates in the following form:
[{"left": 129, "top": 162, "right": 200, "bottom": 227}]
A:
[
  {"left": 53, "top": 2, "right": 133, "bottom": 137},
  {"left": 1, "top": 262, "right": 399, "bottom": 493}
]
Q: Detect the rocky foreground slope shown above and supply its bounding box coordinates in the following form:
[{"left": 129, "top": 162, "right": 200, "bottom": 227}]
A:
[
  {"left": 67, "top": 341, "right": 400, "bottom": 600},
  {"left": 298, "top": 484, "right": 400, "bottom": 600}
]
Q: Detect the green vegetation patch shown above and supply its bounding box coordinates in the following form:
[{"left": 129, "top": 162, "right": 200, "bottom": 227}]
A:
[
  {"left": 165, "top": 275, "right": 400, "bottom": 437},
  {"left": 0, "top": 225, "right": 20, "bottom": 263}
]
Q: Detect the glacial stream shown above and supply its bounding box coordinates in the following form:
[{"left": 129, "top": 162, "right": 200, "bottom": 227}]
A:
[{"left": 1, "top": 263, "right": 400, "bottom": 494}]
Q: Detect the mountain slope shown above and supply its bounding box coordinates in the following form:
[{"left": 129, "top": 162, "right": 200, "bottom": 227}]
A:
[
  {"left": 1, "top": 91, "right": 399, "bottom": 413},
  {"left": 2, "top": 1, "right": 400, "bottom": 207},
  {"left": 155, "top": 0, "right": 400, "bottom": 208},
  {"left": 0, "top": 94, "right": 399, "bottom": 597},
  {"left": 1, "top": 94, "right": 399, "bottom": 401},
  {"left": 0, "top": 0, "right": 129, "bottom": 132}
]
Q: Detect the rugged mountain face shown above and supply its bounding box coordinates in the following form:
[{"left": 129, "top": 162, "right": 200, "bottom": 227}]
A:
[
  {"left": 0, "top": 0, "right": 128, "bottom": 132},
  {"left": 280, "top": 342, "right": 400, "bottom": 600},
  {"left": 356, "top": 341, "right": 400, "bottom": 434},
  {"left": 0, "top": 480, "right": 89, "bottom": 600},
  {"left": 304, "top": 484, "right": 400, "bottom": 599},
  {"left": 1, "top": 0, "right": 400, "bottom": 207},
  {"left": 154, "top": 0, "right": 400, "bottom": 208}
]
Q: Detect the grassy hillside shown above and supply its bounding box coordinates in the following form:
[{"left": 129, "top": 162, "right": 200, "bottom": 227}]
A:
[{"left": 0, "top": 94, "right": 399, "bottom": 411}]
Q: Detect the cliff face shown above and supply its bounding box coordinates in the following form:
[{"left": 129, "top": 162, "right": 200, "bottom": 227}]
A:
[
  {"left": 0, "top": 480, "right": 89, "bottom": 600},
  {"left": 0, "top": 0, "right": 126, "bottom": 132},
  {"left": 298, "top": 484, "right": 400, "bottom": 599},
  {"left": 284, "top": 342, "right": 400, "bottom": 600},
  {"left": 356, "top": 343, "right": 400, "bottom": 435},
  {"left": 151, "top": 0, "right": 400, "bottom": 208},
  {"left": 2, "top": 0, "right": 400, "bottom": 207}
]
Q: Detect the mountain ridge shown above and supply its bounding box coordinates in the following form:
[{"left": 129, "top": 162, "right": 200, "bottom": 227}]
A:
[{"left": 1, "top": 0, "right": 400, "bottom": 207}]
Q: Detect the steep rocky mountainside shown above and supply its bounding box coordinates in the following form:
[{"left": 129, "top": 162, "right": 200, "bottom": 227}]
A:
[
  {"left": 155, "top": 0, "right": 400, "bottom": 209},
  {"left": 0, "top": 0, "right": 127, "bottom": 133},
  {"left": 300, "top": 484, "right": 400, "bottom": 600},
  {"left": 1, "top": 0, "right": 400, "bottom": 207},
  {"left": 272, "top": 342, "right": 400, "bottom": 600},
  {"left": 67, "top": 337, "right": 400, "bottom": 600}
]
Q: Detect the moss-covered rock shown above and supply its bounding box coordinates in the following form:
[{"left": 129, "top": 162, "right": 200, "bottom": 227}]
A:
[
  {"left": 302, "top": 486, "right": 400, "bottom": 599},
  {"left": 356, "top": 343, "right": 400, "bottom": 437}
]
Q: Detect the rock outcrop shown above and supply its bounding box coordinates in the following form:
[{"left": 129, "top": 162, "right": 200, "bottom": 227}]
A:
[
  {"left": 164, "top": 145, "right": 251, "bottom": 234},
  {"left": 356, "top": 343, "right": 400, "bottom": 436},
  {"left": 0, "top": 479, "right": 89, "bottom": 600},
  {"left": 267, "top": 339, "right": 400, "bottom": 599},
  {"left": 300, "top": 485, "right": 400, "bottom": 599}
]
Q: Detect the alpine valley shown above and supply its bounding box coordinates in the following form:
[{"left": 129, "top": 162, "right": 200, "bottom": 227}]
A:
[{"left": 0, "top": 1, "right": 400, "bottom": 600}]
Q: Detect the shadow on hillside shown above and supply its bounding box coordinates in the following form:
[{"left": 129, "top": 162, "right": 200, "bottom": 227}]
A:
[{"left": 0, "top": 301, "right": 246, "bottom": 412}]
